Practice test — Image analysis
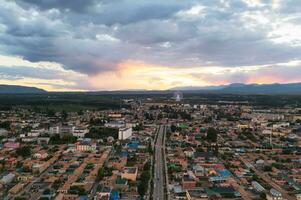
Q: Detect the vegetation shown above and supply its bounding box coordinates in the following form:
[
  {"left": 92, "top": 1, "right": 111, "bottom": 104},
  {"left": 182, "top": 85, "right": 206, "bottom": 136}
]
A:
[
  {"left": 97, "top": 167, "right": 105, "bottom": 180},
  {"left": 138, "top": 161, "right": 151, "bottom": 198},
  {"left": 206, "top": 127, "right": 218, "bottom": 143},
  {"left": 86, "top": 126, "right": 118, "bottom": 139},
  {"left": 49, "top": 134, "right": 77, "bottom": 144},
  {"left": 0, "top": 121, "right": 10, "bottom": 130},
  {"left": 16, "top": 146, "right": 31, "bottom": 158},
  {"left": 133, "top": 123, "right": 143, "bottom": 131},
  {"left": 69, "top": 185, "right": 87, "bottom": 195}
]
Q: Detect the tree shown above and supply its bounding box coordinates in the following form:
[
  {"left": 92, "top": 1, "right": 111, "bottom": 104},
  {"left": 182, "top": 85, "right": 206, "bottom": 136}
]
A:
[
  {"left": 46, "top": 108, "right": 55, "bottom": 117},
  {"left": 137, "top": 181, "right": 147, "bottom": 198},
  {"left": 97, "top": 168, "right": 104, "bottom": 180},
  {"left": 70, "top": 185, "right": 86, "bottom": 195},
  {"left": 147, "top": 141, "right": 153, "bottom": 154},
  {"left": 157, "top": 112, "right": 163, "bottom": 120},
  {"left": 49, "top": 134, "right": 77, "bottom": 144},
  {"left": 14, "top": 197, "right": 27, "bottom": 200},
  {"left": 0, "top": 121, "right": 10, "bottom": 130},
  {"left": 61, "top": 110, "right": 68, "bottom": 120},
  {"left": 16, "top": 161, "right": 23, "bottom": 168},
  {"left": 170, "top": 124, "right": 177, "bottom": 133},
  {"left": 86, "top": 127, "right": 118, "bottom": 139},
  {"left": 16, "top": 146, "right": 31, "bottom": 158},
  {"left": 138, "top": 162, "right": 151, "bottom": 198},
  {"left": 133, "top": 123, "right": 143, "bottom": 131},
  {"left": 263, "top": 165, "right": 272, "bottom": 172},
  {"left": 206, "top": 127, "right": 218, "bottom": 143},
  {"left": 52, "top": 179, "right": 62, "bottom": 190}
]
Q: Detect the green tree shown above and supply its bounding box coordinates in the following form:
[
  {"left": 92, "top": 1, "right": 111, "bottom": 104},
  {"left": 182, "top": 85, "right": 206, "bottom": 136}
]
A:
[
  {"left": 97, "top": 168, "right": 104, "bottom": 180},
  {"left": 170, "top": 124, "right": 177, "bottom": 132},
  {"left": 0, "top": 121, "right": 10, "bottom": 130},
  {"left": 70, "top": 185, "right": 86, "bottom": 195},
  {"left": 206, "top": 127, "right": 218, "bottom": 143},
  {"left": 16, "top": 146, "right": 31, "bottom": 158},
  {"left": 138, "top": 161, "right": 151, "bottom": 198},
  {"left": 61, "top": 110, "right": 68, "bottom": 120}
]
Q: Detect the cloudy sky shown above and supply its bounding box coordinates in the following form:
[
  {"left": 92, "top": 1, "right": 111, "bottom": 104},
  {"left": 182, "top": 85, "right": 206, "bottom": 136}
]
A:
[{"left": 0, "top": 0, "right": 301, "bottom": 91}]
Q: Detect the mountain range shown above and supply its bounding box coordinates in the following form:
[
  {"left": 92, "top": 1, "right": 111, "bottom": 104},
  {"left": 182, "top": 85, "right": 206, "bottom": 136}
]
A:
[
  {"left": 1, "top": 83, "right": 301, "bottom": 94},
  {"left": 170, "top": 83, "right": 301, "bottom": 94},
  {"left": 0, "top": 85, "right": 47, "bottom": 94}
]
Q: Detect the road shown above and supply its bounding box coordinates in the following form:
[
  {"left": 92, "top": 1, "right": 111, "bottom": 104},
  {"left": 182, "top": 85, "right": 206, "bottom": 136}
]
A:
[
  {"left": 239, "top": 156, "right": 296, "bottom": 200},
  {"left": 89, "top": 149, "right": 111, "bottom": 200},
  {"left": 228, "top": 178, "right": 252, "bottom": 200},
  {"left": 153, "top": 125, "right": 166, "bottom": 200},
  {"left": 5, "top": 146, "right": 65, "bottom": 200}
]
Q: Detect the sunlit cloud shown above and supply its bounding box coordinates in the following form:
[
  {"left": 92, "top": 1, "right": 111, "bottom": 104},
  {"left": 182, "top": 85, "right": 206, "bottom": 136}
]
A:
[{"left": 0, "top": 0, "right": 301, "bottom": 90}]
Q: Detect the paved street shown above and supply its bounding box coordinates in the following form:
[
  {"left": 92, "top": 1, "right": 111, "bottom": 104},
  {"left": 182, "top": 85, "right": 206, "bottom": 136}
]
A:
[
  {"left": 239, "top": 156, "right": 295, "bottom": 200},
  {"left": 153, "top": 125, "right": 166, "bottom": 200}
]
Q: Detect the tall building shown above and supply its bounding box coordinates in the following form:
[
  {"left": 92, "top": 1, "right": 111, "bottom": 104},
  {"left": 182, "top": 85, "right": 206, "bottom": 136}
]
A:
[{"left": 118, "top": 127, "right": 132, "bottom": 140}]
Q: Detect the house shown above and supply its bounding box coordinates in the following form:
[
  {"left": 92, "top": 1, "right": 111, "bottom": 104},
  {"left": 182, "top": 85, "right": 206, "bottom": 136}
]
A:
[
  {"left": 121, "top": 167, "right": 138, "bottom": 181},
  {"left": 76, "top": 141, "right": 97, "bottom": 152},
  {"left": 113, "top": 177, "right": 128, "bottom": 190},
  {"left": 4, "top": 142, "right": 20, "bottom": 149},
  {"left": 33, "top": 152, "right": 49, "bottom": 159},
  {"left": 184, "top": 147, "right": 195, "bottom": 158},
  {"left": 206, "top": 186, "right": 239, "bottom": 198},
  {"left": 182, "top": 174, "right": 196, "bottom": 189},
  {"left": 186, "top": 189, "right": 209, "bottom": 200}
]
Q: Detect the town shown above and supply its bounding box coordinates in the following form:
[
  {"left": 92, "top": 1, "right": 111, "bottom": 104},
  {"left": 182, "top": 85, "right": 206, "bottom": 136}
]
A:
[{"left": 0, "top": 94, "right": 300, "bottom": 200}]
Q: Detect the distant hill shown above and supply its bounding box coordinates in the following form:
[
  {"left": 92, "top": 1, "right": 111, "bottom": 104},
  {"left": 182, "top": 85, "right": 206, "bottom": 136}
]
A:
[
  {"left": 0, "top": 85, "right": 47, "bottom": 94},
  {"left": 170, "top": 85, "right": 225, "bottom": 91},
  {"left": 169, "top": 83, "right": 301, "bottom": 94},
  {"left": 1, "top": 83, "right": 301, "bottom": 94},
  {"left": 222, "top": 83, "right": 301, "bottom": 94}
]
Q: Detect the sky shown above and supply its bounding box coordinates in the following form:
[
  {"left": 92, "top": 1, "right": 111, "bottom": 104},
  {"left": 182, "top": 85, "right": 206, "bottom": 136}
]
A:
[{"left": 0, "top": 0, "right": 301, "bottom": 91}]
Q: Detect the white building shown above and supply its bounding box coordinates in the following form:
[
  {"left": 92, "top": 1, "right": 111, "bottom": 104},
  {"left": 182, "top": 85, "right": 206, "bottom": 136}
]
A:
[
  {"left": 267, "top": 189, "right": 283, "bottom": 200},
  {"left": 118, "top": 127, "right": 132, "bottom": 140},
  {"left": 0, "top": 128, "right": 8, "bottom": 136},
  {"left": 105, "top": 121, "right": 125, "bottom": 128},
  {"left": 49, "top": 126, "right": 60, "bottom": 135},
  {"left": 60, "top": 125, "right": 75, "bottom": 135},
  {"left": 252, "top": 181, "right": 265, "bottom": 193},
  {"left": 0, "top": 173, "right": 15, "bottom": 185},
  {"left": 28, "top": 129, "right": 45, "bottom": 137},
  {"left": 49, "top": 125, "right": 75, "bottom": 136},
  {"left": 73, "top": 128, "right": 89, "bottom": 138}
]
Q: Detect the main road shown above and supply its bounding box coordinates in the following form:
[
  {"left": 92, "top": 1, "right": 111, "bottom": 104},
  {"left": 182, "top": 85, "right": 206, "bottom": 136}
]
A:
[{"left": 153, "top": 125, "right": 167, "bottom": 200}]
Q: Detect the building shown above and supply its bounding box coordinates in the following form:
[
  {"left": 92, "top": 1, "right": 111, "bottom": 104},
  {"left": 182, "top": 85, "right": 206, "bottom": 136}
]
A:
[
  {"left": 182, "top": 175, "right": 196, "bottom": 189},
  {"left": 266, "top": 189, "right": 283, "bottom": 200},
  {"left": 186, "top": 189, "right": 208, "bottom": 200},
  {"left": 118, "top": 127, "right": 132, "bottom": 140},
  {"left": 3, "top": 142, "right": 20, "bottom": 149},
  {"left": 0, "top": 173, "right": 15, "bottom": 185},
  {"left": 252, "top": 181, "right": 266, "bottom": 193},
  {"left": 121, "top": 167, "right": 138, "bottom": 181},
  {"left": 49, "top": 124, "right": 75, "bottom": 136},
  {"left": 49, "top": 125, "right": 60, "bottom": 135},
  {"left": 76, "top": 141, "right": 97, "bottom": 152},
  {"left": 73, "top": 127, "right": 88, "bottom": 138},
  {"left": 60, "top": 125, "right": 75, "bottom": 136}
]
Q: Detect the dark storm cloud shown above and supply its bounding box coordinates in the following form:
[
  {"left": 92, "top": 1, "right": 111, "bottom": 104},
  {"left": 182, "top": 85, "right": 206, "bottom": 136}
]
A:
[{"left": 1, "top": 0, "right": 301, "bottom": 79}]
